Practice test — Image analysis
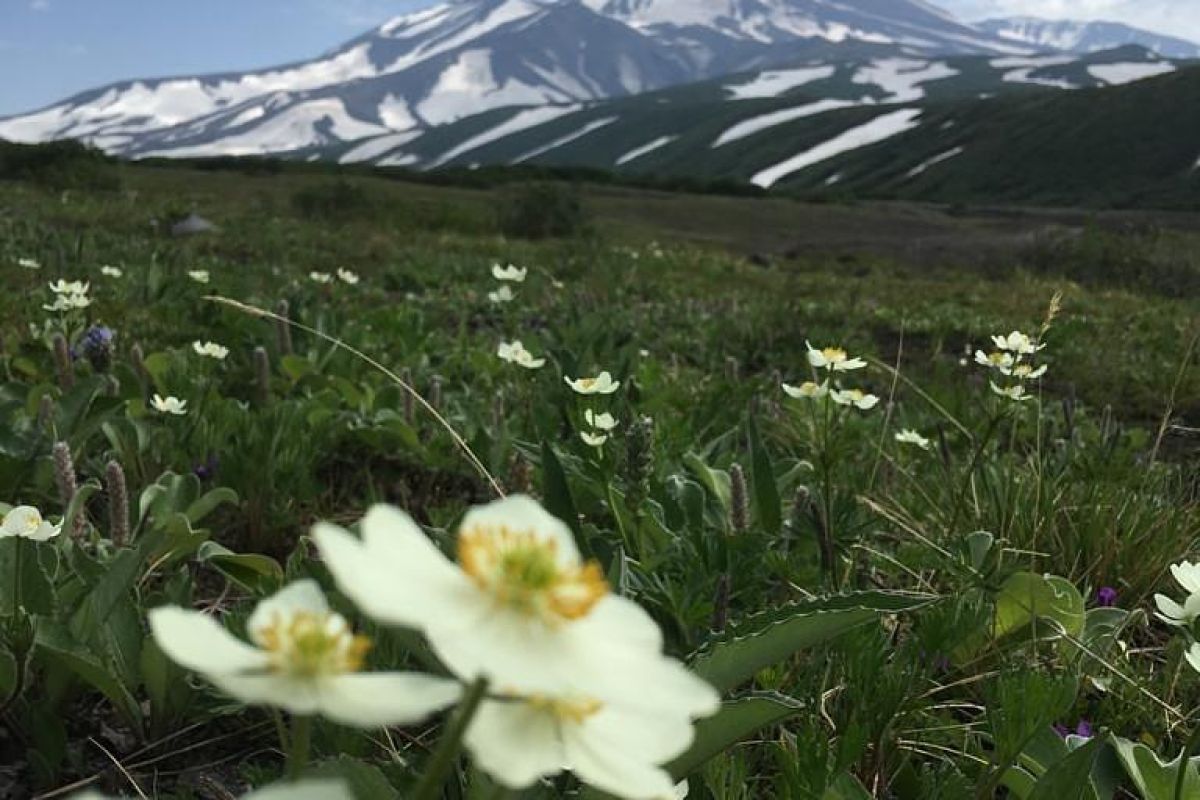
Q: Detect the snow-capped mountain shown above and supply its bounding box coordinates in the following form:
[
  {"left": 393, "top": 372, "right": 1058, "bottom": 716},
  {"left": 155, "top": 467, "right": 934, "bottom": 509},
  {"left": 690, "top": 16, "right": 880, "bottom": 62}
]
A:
[
  {"left": 0, "top": 0, "right": 1032, "bottom": 159},
  {"left": 978, "top": 17, "right": 1200, "bottom": 59}
]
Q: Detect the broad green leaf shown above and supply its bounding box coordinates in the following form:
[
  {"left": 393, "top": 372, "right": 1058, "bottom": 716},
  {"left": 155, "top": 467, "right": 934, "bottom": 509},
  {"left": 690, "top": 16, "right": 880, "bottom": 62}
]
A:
[
  {"left": 1111, "top": 737, "right": 1200, "bottom": 800},
  {"left": 540, "top": 441, "right": 579, "bottom": 535},
  {"left": 184, "top": 486, "right": 239, "bottom": 525},
  {"left": 669, "top": 692, "right": 804, "bottom": 779},
  {"left": 748, "top": 416, "right": 781, "bottom": 536},
  {"left": 35, "top": 621, "right": 143, "bottom": 729},
  {"left": 197, "top": 541, "right": 283, "bottom": 594},
  {"left": 823, "top": 772, "right": 873, "bottom": 800},
  {"left": 0, "top": 538, "right": 55, "bottom": 616},
  {"left": 308, "top": 755, "right": 400, "bottom": 800},
  {"left": 684, "top": 452, "right": 732, "bottom": 512},
  {"left": 1029, "top": 737, "right": 1102, "bottom": 800},
  {"left": 994, "top": 572, "right": 1085, "bottom": 641},
  {"left": 690, "top": 592, "right": 937, "bottom": 692}
]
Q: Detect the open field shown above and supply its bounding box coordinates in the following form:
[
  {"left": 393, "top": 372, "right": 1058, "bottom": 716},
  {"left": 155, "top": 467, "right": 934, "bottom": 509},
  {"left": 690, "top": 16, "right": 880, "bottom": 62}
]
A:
[{"left": 0, "top": 161, "right": 1198, "bottom": 798}]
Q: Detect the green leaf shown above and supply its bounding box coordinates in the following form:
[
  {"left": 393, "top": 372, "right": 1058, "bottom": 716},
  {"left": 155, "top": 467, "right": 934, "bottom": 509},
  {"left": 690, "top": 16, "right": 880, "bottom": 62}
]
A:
[
  {"left": 823, "top": 772, "right": 874, "bottom": 800},
  {"left": 281, "top": 354, "right": 317, "bottom": 381},
  {"left": 748, "top": 416, "right": 781, "bottom": 536},
  {"left": 184, "top": 487, "right": 239, "bottom": 525},
  {"left": 1029, "top": 737, "right": 1102, "bottom": 800},
  {"left": 35, "top": 621, "right": 143, "bottom": 729},
  {"left": 690, "top": 592, "right": 937, "bottom": 692},
  {"left": 308, "top": 755, "right": 400, "bottom": 800},
  {"left": 994, "top": 572, "right": 1086, "bottom": 641},
  {"left": 0, "top": 538, "right": 55, "bottom": 616},
  {"left": 1111, "top": 737, "right": 1200, "bottom": 800},
  {"left": 668, "top": 692, "right": 804, "bottom": 779},
  {"left": 541, "top": 441, "right": 578, "bottom": 535},
  {"left": 684, "top": 452, "right": 732, "bottom": 512},
  {"left": 197, "top": 541, "right": 282, "bottom": 594}
]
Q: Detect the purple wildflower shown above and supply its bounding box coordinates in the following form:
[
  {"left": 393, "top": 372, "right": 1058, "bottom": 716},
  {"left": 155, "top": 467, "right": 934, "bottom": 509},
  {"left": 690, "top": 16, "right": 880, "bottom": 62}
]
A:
[{"left": 1096, "top": 587, "right": 1118, "bottom": 607}]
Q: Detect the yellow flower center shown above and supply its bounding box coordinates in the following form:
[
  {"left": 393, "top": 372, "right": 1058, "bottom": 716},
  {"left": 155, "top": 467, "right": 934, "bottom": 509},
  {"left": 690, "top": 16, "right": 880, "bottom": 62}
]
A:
[
  {"left": 458, "top": 525, "right": 608, "bottom": 623},
  {"left": 528, "top": 695, "right": 604, "bottom": 724},
  {"left": 988, "top": 353, "right": 1009, "bottom": 366},
  {"left": 254, "top": 611, "right": 371, "bottom": 678},
  {"left": 822, "top": 347, "right": 847, "bottom": 363},
  {"left": 579, "top": 378, "right": 596, "bottom": 390}
]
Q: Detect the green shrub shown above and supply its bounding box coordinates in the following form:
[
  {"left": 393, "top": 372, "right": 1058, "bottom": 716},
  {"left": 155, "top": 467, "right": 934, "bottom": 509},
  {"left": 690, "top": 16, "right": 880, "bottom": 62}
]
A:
[
  {"left": 0, "top": 139, "right": 121, "bottom": 191},
  {"left": 495, "top": 181, "right": 589, "bottom": 239},
  {"left": 291, "top": 179, "right": 378, "bottom": 221}
]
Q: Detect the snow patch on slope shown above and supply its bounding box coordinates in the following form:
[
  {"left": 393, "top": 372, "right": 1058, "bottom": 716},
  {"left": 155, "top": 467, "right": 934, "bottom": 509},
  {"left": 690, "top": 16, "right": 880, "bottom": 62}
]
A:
[
  {"left": 1087, "top": 62, "right": 1176, "bottom": 85},
  {"left": 712, "top": 99, "right": 857, "bottom": 147},
  {"left": 511, "top": 116, "right": 619, "bottom": 164},
  {"left": 750, "top": 108, "right": 922, "bottom": 188},
  {"left": 418, "top": 48, "right": 573, "bottom": 125},
  {"left": 616, "top": 135, "right": 677, "bottom": 165},
  {"left": 429, "top": 104, "right": 582, "bottom": 168},
  {"left": 340, "top": 131, "right": 423, "bottom": 164},
  {"left": 905, "top": 146, "right": 964, "bottom": 178},
  {"left": 852, "top": 59, "right": 958, "bottom": 102},
  {"left": 725, "top": 66, "right": 837, "bottom": 99}
]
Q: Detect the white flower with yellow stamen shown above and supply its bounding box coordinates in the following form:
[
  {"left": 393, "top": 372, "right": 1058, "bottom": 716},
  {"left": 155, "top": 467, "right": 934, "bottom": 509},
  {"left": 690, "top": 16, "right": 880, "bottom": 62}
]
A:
[
  {"left": 1004, "top": 363, "right": 1048, "bottom": 380},
  {"left": 151, "top": 394, "right": 188, "bottom": 415},
  {"left": 192, "top": 340, "right": 230, "bottom": 360},
  {"left": 974, "top": 350, "right": 1014, "bottom": 371},
  {"left": 187, "top": 270, "right": 210, "bottom": 284},
  {"left": 488, "top": 285, "right": 515, "bottom": 305},
  {"left": 894, "top": 429, "right": 931, "bottom": 450},
  {"left": 49, "top": 280, "right": 89, "bottom": 295},
  {"left": 149, "top": 581, "right": 460, "bottom": 726},
  {"left": 43, "top": 293, "right": 91, "bottom": 312},
  {"left": 100, "top": 266, "right": 123, "bottom": 278},
  {"left": 830, "top": 388, "right": 879, "bottom": 410},
  {"left": 989, "top": 382, "right": 1032, "bottom": 402},
  {"left": 465, "top": 689, "right": 703, "bottom": 799},
  {"left": 492, "top": 263, "right": 528, "bottom": 283},
  {"left": 1, "top": 505, "right": 61, "bottom": 541},
  {"left": 584, "top": 410, "right": 618, "bottom": 432},
  {"left": 581, "top": 431, "right": 609, "bottom": 448},
  {"left": 991, "top": 331, "right": 1043, "bottom": 355},
  {"left": 310, "top": 271, "right": 333, "bottom": 284},
  {"left": 565, "top": 372, "right": 620, "bottom": 396},
  {"left": 781, "top": 381, "right": 828, "bottom": 400},
  {"left": 805, "top": 341, "right": 867, "bottom": 372},
  {"left": 314, "top": 497, "right": 719, "bottom": 715},
  {"left": 498, "top": 341, "right": 546, "bottom": 370},
  {"left": 336, "top": 268, "right": 360, "bottom": 285}
]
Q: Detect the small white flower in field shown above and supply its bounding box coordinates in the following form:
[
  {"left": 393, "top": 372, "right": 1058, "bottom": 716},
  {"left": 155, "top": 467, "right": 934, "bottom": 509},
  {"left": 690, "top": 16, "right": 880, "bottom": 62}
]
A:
[
  {"left": 782, "top": 381, "right": 828, "bottom": 400},
  {"left": 1153, "top": 592, "right": 1200, "bottom": 627},
  {"left": 974, "top": 350, "right": 1014, "bottom": 370},
  {"left": 314, "top": 497, "right": 720, "bottom": 714},
  {"left": 639, "top": 349, "right": 650, "bottom": 358},
  {"left": 895, "top": 429, "right": 931, "bottom": 450},
  {"left": 310, "top": 271, "right": 333, "bottom": 284},
  {"left": 18, "top": 257, "right": 41, "bottom": 270},
  {"left": 488, "top": 285, "right": 515, "bottom": 304},
  {"left": 151, "top": 394, "right": 188, "bottom": 415},
  {"left": 565, "top": 372, "right": 620, "bottom": 395},
  {"left": 1171, "top": 561, "right": 1200, "bottom": 595},
  {"left": 498, "top": 340, "right": 546, "bottom": 370},
  {"left": 581, "top": 431, "right": 609, "bottom": 448},
  {"left": 831, "top": 388, "right": 879, "bottom": 410},
  {"left": 43, "top": 293, "right": 92, "bottom": 312},
  {"left": 989, "top": 382, "right": 1032, "bottom": 402},
  {"left": 100, "top": 266, "right": 123, "bottom": 278},
  {"left": 1005, "top": 363, "right": 1048, "bottom": 380},
  {"left": 552, "top": 279, "right": 565, "bottom": 290},
  {"left": 192, "top": 341, "right": 230, "bottom": 360},
  {"left": 1, "top": 505, "right": 61, "bottom": 541},
  {"left": 1187, "top": 644, "right": 1200, "bottom": 675},
  {"left": 492, "top": 263, "right": 528, "bottom": 283},
  {"left": 72, "top": 779, "right": 354, "bottom": 800},
  {"left": 585, "top": 410, "right": 619, "bottom": 432},
  {"left": 187, "top": 270, "right": 210, "bottom": 284},
  {"left": 465, "top": 690, "right": 699, "bottom": 799},
  {"left": 991, "top": 331, "right": 1043, "bottom": 355},
  {"left": 336, "top": 268, "right": 360, "bottom": 285},
  {"left": 49, "top": 279, "right": 89, "bottom": 295},
  {"left": 149, "top": 580, "right": 460, "bottom": 726},
  {"left": 806, "top": 341, "right": 867, "bottom": 372}
]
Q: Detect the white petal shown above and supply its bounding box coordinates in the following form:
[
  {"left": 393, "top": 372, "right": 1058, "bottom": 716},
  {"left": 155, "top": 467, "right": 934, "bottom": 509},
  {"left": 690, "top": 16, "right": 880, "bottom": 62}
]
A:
[
  {"left": 315, "top": 673, "right": 461, "bottom": 728},
  {"left": 460, "top": 494, "right": 581, "bottom": 567},
  {"left": 148, "top": 607, "right": 269, "bottom": 675},
  {"left": 1187, "top": 644, "right": 1200, "bottom": 675},
  {"left": 213, "top": 673, "right": 321, "bottom": 714},
  {"left": 1172, "top": 563, "right": 1200, "bottom": 595},
  {"left": 247, "top": 580, "right": 329, "bottom": 635},
  {"left": 1154, "top": 594, "right": 1187, "bottom": 625},
  {"left": 579, "top": 703, "right": 698, "bottom": 765},
  {"left": 563, "top": 715, "right": 679, "bottom": 800},
  {"left": 244, "top": 780, "right": 355, "bottom": 800},
  {"left": 466, "top": 699, "right": 567, "bottom": 789}
]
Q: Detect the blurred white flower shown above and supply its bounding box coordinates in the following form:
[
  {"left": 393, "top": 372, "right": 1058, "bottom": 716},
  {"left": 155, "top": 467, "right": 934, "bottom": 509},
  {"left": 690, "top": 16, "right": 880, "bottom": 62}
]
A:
[
  {"left": 314, "top": 497, "right": 720, "bottom": 715},
  {"left": 974, "top": 350, "right": 1014, "bottom": 371},
  {"left": 43, "top": 293, "right": 91, "bottom": 312},
  {"left": 581, "top": 431, "right": 609, "bottom": 448},
  {"left": 1154, "top": 592, "right": 1200, "bottom": 627},
  {"left": 1005, "top": 363, "right": 1047, "bottom": 380},
  {"left": 989, "top": 382, "right": 1032, "bottom": 402},
  {"left": 18, "top": 258, "right": 41, "bottom": 270},
  {"left": 187, "top": 270, "right": 210, "bottom": 284},
  {"left": 1, "top": 505, "right": 61, "bottom": 541},
  {"left": 72, "top": 779, "right": 353, "bottom": 800},
  {"left": 100, "top": 266, "right": 123, "bottom": 278},
  {"left": 895, "top": 429, "right": 931, "bottom": 450},
  {"left": 151, "top": 394, "right": 188, "bottom": 415},
  {"left": 49, "top": 280, "right": 89, "bottom": 295},
  {"left": 192, "top": 340, "right": 230, "bottom": 360},
  {"left": 492, "top": 263, "right": 528, "bottom": 282},
  {"left": 310, "top": 272, "right": 333, "bottom": 284},
  {"left": 585, "top": 410, "right": 619, "bottom": 432},
  {"left": 336, "top": 268, "right": 360, "bottom": 285},
  {"left": 498, "top": 340, "right": 546, "bottom": 370},
  {"left": 149, "top": 581, "right": 460, "bottom": 726},
  {"left": 806, "top": 341, "right": 867, "bottom": 372},
  {"left": 1187, "top": 644, "right": 1200, "bottom": 675},
  {"left": 488, "top": 285, "right": 515, "bottom": 304},
  {"left": 565, "top": 372, "right": 620, "bottom": 395},
  {"left": 830, "top": 388, "right": 879, "bottom": 410},
  {"left": 1171, "top": 561, "right": 1200, "bottom": 595},
  {"left": 991, "top": 331, "right": 1043, "bottom": 355},
  {"left": 466, "top": 690, "right": 699, "bottom": 799},
  {"left": 782, "top": 381, "right": 828, "bottom": 400}
]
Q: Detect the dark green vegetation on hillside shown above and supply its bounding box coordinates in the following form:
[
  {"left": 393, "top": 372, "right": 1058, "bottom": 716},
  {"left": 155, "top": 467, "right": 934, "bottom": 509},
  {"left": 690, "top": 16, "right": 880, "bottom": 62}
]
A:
[{"left": 0, "top": 162, "right": 1198, "bottom": 798}]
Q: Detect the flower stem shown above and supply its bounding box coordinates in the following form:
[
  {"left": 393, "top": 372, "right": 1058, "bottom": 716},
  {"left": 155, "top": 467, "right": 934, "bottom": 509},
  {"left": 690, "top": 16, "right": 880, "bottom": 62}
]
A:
[
  {"left": 413, "top": 678, "right": 490, "bottom": 800},
  {"left": 287, "top": 714, "right": 312, "bottom": 780}
]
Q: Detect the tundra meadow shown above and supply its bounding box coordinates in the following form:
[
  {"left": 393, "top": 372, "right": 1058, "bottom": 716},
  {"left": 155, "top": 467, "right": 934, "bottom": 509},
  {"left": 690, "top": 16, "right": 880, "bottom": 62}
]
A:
[{"left": 0, "top": 161, "right": 1198, "bottom": 800}]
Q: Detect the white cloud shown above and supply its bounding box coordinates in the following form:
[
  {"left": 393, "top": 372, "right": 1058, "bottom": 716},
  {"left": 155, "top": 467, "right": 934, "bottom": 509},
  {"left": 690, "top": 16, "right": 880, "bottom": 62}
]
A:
[{"left": 940, "top": 0, "right": 1200, "bottom": 41}]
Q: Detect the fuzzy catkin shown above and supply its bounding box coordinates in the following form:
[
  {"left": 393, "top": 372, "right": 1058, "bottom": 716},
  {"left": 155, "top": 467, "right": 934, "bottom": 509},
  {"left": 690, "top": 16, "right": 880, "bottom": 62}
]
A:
[
  {"left": 275, "top": 299, "right": 294, "bottom": 356},
  {"left": 37, "top": 394, "right": 55, "bottom": 431},
  {"left": 52, "top": 441, "right": 81, "bottom": 537},
  {"left": 401, "top": 368, "right": 415, "bottom": 424},
  {"left": 52, "top": 333, "right": 74, "bottom": 391},
  {"left": 624, "top": 416, "right": 654, "bottom": 516},
  {"left": 729, "top": 462, "right": 749, "bottom": 535},
  {"left": 105, "top": 460, "right": 130, "bottom": 547}
]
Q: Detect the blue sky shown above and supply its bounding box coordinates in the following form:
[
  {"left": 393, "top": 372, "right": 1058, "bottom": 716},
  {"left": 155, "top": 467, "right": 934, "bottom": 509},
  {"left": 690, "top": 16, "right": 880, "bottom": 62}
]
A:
[{"left": 1, "top": 0, "right": 1197, "bottom": 116}]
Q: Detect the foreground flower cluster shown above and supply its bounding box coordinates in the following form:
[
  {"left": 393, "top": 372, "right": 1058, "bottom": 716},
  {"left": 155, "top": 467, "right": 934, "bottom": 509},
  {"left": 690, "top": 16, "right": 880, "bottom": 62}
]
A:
[
  {"left": 152, "top": 495, "right": 718, "bottom": 798},
  {"left": 782, "top": 342, "right": 879, "bottom": 410},
  {"left": 975, "top": 330, "right": 1048, "bottom": 402}
]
